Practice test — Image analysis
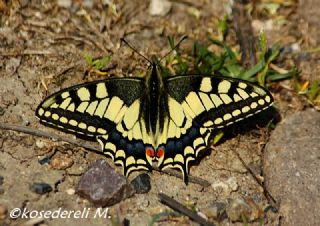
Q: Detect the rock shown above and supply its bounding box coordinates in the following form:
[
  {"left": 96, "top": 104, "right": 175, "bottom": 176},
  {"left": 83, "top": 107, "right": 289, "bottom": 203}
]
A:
[
  {"left": 226, "top": 197, "right": 263, "bottom": 222},
  {"left": 130, "top": 173, "right": 151, "bottom": 194},
  {"left": 30, "top": 182, "right": 53, "bottom": 194},
  {"left": 0, "top": 204, "right": 7, "bottom": 220},
  {"left": 264, "top": 109, "right": 320, "bottom": 225},
  {"left": 149, "top": 0, "right": 172, "bottom": 16},
  {"left": 201, "top": 202, "right": 227, "bottom": 221},
  {"left": 76, "top": 159, "right": 135, "bottom": 207}
]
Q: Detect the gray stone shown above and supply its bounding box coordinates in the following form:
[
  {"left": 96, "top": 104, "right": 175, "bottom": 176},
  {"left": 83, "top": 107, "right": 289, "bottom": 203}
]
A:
[
  {"left": 130, "top": 173, "right": 151, "bottom": 194},
  {"left": 264, "top": 109, "right": 320, "bottom": 225},
  {"left": 76, "top": 159, "right": 135, "bottom": 207},
  {"left": 30, "top": 182, "right": 53, "bottom": 194}
]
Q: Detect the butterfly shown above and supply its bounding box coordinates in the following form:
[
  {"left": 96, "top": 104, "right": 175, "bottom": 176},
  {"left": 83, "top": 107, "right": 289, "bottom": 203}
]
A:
[{"left": 36, "top": 54, "right": 273, "bottom": 184}]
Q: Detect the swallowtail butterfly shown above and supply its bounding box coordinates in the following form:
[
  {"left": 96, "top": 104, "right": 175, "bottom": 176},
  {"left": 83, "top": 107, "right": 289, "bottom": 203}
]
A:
[{"left": 36, "top": 55, "right": 273, "bottom": 183}]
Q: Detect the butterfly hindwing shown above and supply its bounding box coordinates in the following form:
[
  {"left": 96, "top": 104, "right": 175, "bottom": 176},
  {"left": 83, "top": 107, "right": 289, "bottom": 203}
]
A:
[
  {"left": 36, "top": 78, "right": 154, "bottom": 174},
  {"left": 157, "top": 75, "right": 273, "bottom": 182}
]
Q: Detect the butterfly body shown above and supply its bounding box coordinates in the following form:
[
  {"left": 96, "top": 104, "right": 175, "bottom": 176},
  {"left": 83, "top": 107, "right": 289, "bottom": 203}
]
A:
[{"left": 36, "top": 58, "right": 273, "bottom": 183}]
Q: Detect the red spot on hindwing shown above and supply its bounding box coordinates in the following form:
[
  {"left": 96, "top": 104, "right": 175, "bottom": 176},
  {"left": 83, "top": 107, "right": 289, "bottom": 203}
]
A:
[
  {"left": 146, "top": 147, "right": 155, "bottom": 158},
  {"left": 156, "top": 147, "right": 165, "bottom": 158}
]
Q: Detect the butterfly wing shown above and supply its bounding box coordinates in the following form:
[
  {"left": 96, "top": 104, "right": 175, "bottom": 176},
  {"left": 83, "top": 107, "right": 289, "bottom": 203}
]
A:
[
  {"left": 36, "top": 78, "right": 153, "bottom": 175},
  {"left": 158, "top": 75, "right": 273, "bottom": 182}
]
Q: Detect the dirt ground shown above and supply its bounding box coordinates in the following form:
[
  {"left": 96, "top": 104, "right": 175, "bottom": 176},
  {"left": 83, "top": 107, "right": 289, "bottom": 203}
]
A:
[{"left": 0, "top": 0, "right": 318, "bottom": 226}]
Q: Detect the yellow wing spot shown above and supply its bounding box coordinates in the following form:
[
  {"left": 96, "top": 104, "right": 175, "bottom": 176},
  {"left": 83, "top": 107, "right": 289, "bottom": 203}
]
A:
[
  {"left": 233, "top": 94, "right": 242, "bottom": 102},
  {"left": 242, "top": 106, "right": 250, "bottom": 113},
  {"left": 96, "top": 83, "right": 108, "bottom": 99},
  {"left": 186, "top": 92, "right": 205, "bottom": 115},
  {"left": 200, "top": 77, "right": 212, "bottom": 92},
  {"left": 237, "top": 88, "right": 249, "bottom": 100},
  {"left": 258, "top": 99, "right": 265, "bottom": 105},
  {"left": 94, "top": 98, "right": 109, "bottom": 118},
  {"left": 137, "top": 159, "right": 146, "bottom": 165},
  {"left": 239, "top": 82, "right": 247, "bottom": 89},
  {"left": 105, "top": 142, "right": 116, "bottom": 153},
  {"left": 218, "top": 80, "right": 231, "bottom": 93},
  {"left": 126, "top": 156, "right": 136, "bottom": 166},
  {"left": 50, "top": 103, "right": 59, "bottom": 109},
  {"left": 193, "top": 137, "right": 204, "bottom": 148},
  {"left": 78, "top": 122, "right": 87, "bottom": 129},
  {"left": 38, "top": 108, "right": 44, "bottom": 116},
  {"left": 199, "top": 127, "right": 207, "bottom": 135},
  {"left": 123, "top": 99, "right": 140, "bottom": 129},
  {"left": 59, "top": 117, "right": 68, "bottom": 124},
  {"left": 61, "top": 92, "right": 70, "bottom": 99},
  {"left": 174, "top": 154, "right": 184, "bottom": 163},
  {"left": 254, "top": 86, "right": 266, "bottom": 95},
  {"left": 223, "top": 113, "right": 232, "bottom": 121},
  {"left": 97, "top": 128, "right": 107, "bottom": 134},
  {"left": 250, "top": 102, "right": 258, "bottom": 109},
  {"left": 265, "top": 95, "right": 271, "bottom": 103},
  {"left": 250, "top": 92, "right": 259, "bottom": 98},
  {"left": 77, "top": 87, "right": 90, "bottom": 101},
  {"left": 232, "top": 109, "right": 241, "bottom": 117},
  {"left": 67, "top": 103, "right": 75, "bottom": 112},
  {"left": 77, "top": 102, "right": 89, "bottom": 113},
  {"left": 163, "top": 158, "right": 173, "bottom": 165},
  {"left": 86, "top": 101, "right": 98, "bottom": 115},
  {"left": 104, "top": 96, "right": 124, "bottom": 122},
  {"left": 168, "top": 97, "right": 186, "bottom": 127},
  {"left": 204, "top": 120, "right": 214, "bottom": 127},
  {"left": 88, "top": 126, "right": 96, "bottom": 133},
  {"left": 69, "top": 119, "right": 78, "bottom": 126},
  {"left": 214, "top": 118, "right": 223, "bottom": 125},
  {"left": 220, "top": 94, "right": 232, "bottom": 104},
  {"left": 199, "top": 92, "right": 215, "bottom": 111},
  {"left": 44, "top": 111, "right": 51, "bottom": 117},
  {"left": 115, "top": 149, "right": 126, "bottom": 158},
  {"left": 52, "top": 113, "right": 59, "bottom": 120},
  {"left": 59, "top": 97, "right": 71, "bottom": 109},
  {"left": 184, "top": 146, "right": 194, "bottom": 155}
]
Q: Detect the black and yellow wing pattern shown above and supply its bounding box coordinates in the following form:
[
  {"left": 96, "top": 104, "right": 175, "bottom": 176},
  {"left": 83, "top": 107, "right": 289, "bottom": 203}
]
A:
[{"left": 36, "top": 61, "right": 273, "bottom": 183}]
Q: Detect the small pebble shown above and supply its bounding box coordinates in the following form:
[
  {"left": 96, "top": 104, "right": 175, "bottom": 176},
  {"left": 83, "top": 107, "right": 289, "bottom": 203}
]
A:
[
  {"left": 130, "top": 173, "right": 151, "bottom": 194},
  {"left": 0, "top": 204, "right": 8, "bottom": 219},
  {"left": 66, "top": 188, "right": 75, "bottom": 195},
  {"left": 38, "top": 156, "right": 51, "bottom": 165},
  {"left": 30, "top": 183, "right": 53, "bottom": 194}
]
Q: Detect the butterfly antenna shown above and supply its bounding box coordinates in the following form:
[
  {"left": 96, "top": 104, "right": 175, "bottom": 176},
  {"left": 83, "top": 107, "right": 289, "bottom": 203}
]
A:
[
  {"left": 159, "top": 35, "right": 188, "bottom": 63},
  {"left": 120, "top": 38, "right": 152, "bottom": 65}
]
